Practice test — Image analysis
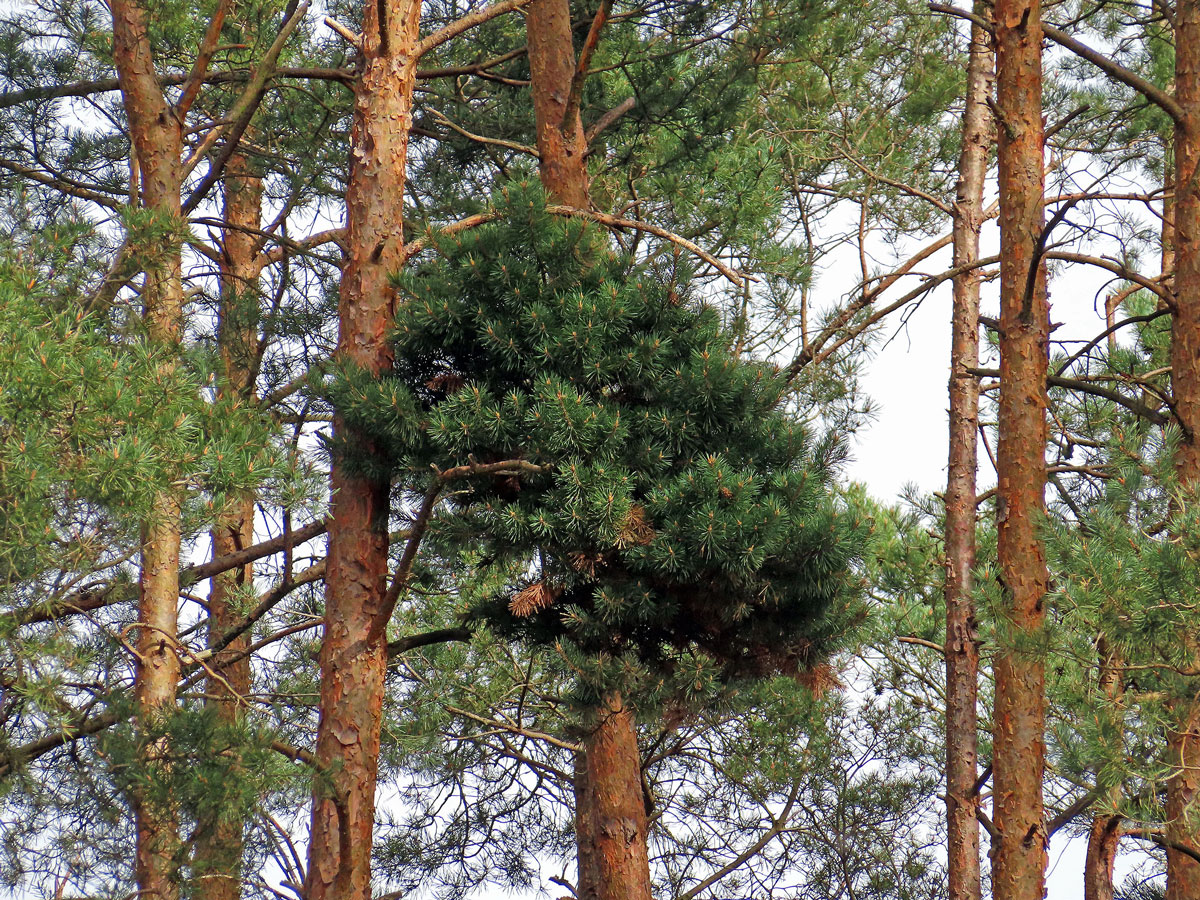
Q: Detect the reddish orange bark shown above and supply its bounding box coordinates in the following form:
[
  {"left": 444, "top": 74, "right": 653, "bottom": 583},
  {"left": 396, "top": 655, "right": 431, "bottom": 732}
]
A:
[
  {"left": 523, "top": 9, "right": 654, "bottom": 894},
  {"left": 527, "top": 0, "right": 590, "bottom": 208},
  {"left": 192, "top": 151, "right": 262, "bottom": 900},
  {"left": 991, "top": 0, "right": 1049, "bottom": 896},
  {"left": 585, "top": 692, "right": 653, "bottom": 900},
  {"left": 944, "top": 12, "right": 991, "bottom": 900},
  {"left": 111, "top": 0, "right": 185, "bottom": 896},
  {"left": 304, "top": 3, "right": 421, "bottom": 899},
  {"left": 1084, "top": 810, "right": 1120, "bottom": 900},
  {"left": 1168, "top": 2, "right": 1200, "bottom": 896}
]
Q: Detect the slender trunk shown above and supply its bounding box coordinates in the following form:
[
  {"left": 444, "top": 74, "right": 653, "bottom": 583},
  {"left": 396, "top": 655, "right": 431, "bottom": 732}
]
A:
[
  {"left": 527, "top": 0, "right": 590, "bottom": 208},
  {"left": 524, "top": 9, "right": 640, "bottom": 893},
  {"left": 1168, "top": 3, "right": 1200, "bottom": 897},
  {"left": 944, "top": 13, "right": 991, "bottom": 900},
  {"left": 574, "top": 750, "right": 600, "bottom": 900},
  {"left": 1084, "top": 640, "right": 1122, "bottom": 900},
  {"left": 1166, "top": 712, "right": 1200, "bottom": 900},
  {"left": 304, "top": 3, "right": 421, "bottom": 899},
  {"left": 111, "top": 2, "right": 184, "bottom": 897},
  {"left": 991, "top": 0, "right": 1049, "bottom": 896},
  {"left": 1083, "top": 815, "right": 1120, "bottom": 900},
  {"left": 1163, "top": 153, "right": 1176, "bottom": 287},
  {"left": 586, "top": 691, "right": 653, "bottom": 900},
  {"left": 192, "top": 151, "right": 262, "bottom": 900}
]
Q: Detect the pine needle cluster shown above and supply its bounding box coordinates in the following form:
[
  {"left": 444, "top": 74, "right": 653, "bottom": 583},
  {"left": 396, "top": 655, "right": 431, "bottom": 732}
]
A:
[{"left": 338, "top": 183, "right": 867, "bottom": 698}]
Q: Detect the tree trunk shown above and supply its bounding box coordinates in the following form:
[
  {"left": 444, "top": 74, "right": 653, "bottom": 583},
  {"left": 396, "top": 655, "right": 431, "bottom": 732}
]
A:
[
  {"left": 527, "top": 0, "right": 590, "bottom": 209},
  {"left": 524, "top": 8, "right": 645, "bottom": 894},
  {"left": 586, "top": 691, "right": 653, "bottom": 900},
  {"left": 1084, "top": 640, "right": 1123, "bottom": 900},
  {"left": 304, "top": 3, "right": 421, "bottom": 899},
  {"left": 574, "top": 750, "right": 600, "bottom": 900},
  {"left": 1168, "top": 3, "right": 1200, "bottom": 897},
  {"left": 1162, "top": 153, "right": 1176, "bottom": 286},
  {"left": 191, "top": 150, "right": 262, "bottom": 900},
  {"left": 1083, "top": 814, "right": 1120, "bottom": 900},
  {"left": 111, "top": 1, "right": 185, "bottom": 897},
  {"left": 944, "top": 11, "right": 991, "bottom": 900},
  {"left": 991, "top": 0, "right": 1049, "bottom": 896}
]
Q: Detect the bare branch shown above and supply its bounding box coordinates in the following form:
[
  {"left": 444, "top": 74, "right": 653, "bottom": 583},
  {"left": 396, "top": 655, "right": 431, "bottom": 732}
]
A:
[
  {"left": 175, "top": 0, "right": 233, "bottom": 117},
  {"left": 563, "top": 0, "right": 612, "bottom": 132},
  {"left": 417, "top": 0, "right": 539, "bottom": 60},
  {"left": 181, "top": 0, "right": 311, "bottom": 205},
  {"left": 545, "top": 205, "right": 752, "bottom": 285}
]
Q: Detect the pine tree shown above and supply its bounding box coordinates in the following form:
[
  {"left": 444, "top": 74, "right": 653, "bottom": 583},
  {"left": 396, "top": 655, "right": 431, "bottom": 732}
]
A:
[{"left": 338, "top": 181, "right": 867, "bottom": 895}]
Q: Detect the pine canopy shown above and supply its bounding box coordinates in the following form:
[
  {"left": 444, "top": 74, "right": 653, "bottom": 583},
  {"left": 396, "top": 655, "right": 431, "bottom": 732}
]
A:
[{"left": 339, "top": 184, "right": 866, "bottom": 692}]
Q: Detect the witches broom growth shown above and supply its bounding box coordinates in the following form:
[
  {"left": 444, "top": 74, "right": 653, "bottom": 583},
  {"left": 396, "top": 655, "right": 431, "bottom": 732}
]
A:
[{"left": 337, "top": 183, "right": 868, "bottom": 896}]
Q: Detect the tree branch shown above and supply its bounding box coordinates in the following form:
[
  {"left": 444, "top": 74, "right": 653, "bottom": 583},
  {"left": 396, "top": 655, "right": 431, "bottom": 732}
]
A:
[
  {"left": 545, "top": 205, "right": 752, "bottom": 285},
  {"left": 585, "top": 95, "right": 635, "bottom": 144},
  {"left": 970, "top": 367, "right": 1170, "bottom": 425},
  {"left": 386, "top": 626, "right": 472, "bottom": 659},
  {"left": 1041, "top": 22, "right": 1184, "bottom": 127},
  {"left": 417, "top": 0, "right": 539, "bottom": 59},
  {"left": 563, "top": 0, "right": 612, "bottom": 133},
  {"left": 175, "top": 0, "right": 233, "bottom": 117},
  {"left": 0, "top": 710, "right": 121, "bottom": 779},
  {"left": 1047, "top": 787, "right": 1099, "bottom": 836},
  {"left": 181, "top": 0, "right": 310, "bottom": 206}
]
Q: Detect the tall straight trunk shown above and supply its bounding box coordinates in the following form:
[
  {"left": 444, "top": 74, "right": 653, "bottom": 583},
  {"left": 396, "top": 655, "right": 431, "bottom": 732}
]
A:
[
  {"left": 111, "top": 2, "right": 184, "bottom": 897},
  {"left": 527, "top": 0, "right": 590, "bottom": 208},
  {"left": 523, "top": 7, "right": 647, "bottom": 895},
  {"left": 304, "top": 3, "right": 421, "bottom": 899},
  {"left": 1167, "top": 3, "right": 1200, "bottom": 895},
  {"left": 586, "top": 691, "right": 653, "bottom": 900},
  {"left": 944, "top": 12, "right": 992, "bottom": 900},
  {"left": 192, "top": 151, "right": 262, "bottom": 900},
  {"left": 991, "top": 0, "right": 1049, "bottom": 896}
]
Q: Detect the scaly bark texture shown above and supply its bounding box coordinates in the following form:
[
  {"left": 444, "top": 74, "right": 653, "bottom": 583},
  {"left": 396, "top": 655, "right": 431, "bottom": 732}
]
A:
[
  {"left": 304, "top": 3, "right": 421, "bottom": 899},
  {"left": 111, "top": 1, "right": 184, "bottom": 897},
  {"left": 1168, "top": 3, "right": 1200, "bottom": 896},
  {"left": 1083, "top": 814, "right": 1120, "bottom": 900},
  {"left": 527, "top": 0, "right": 590, "bottom": 208},
  {"left": 944, "top": 13, "right": 992, "bottom": 900},
  {"left": 586, "top": 692, "right": 653, "bottom": 900},
  {"left": 1084, "top": 640, "right": 1122, "bottom": 900},
  {"left": 192, "top": 151, "right": 262, "bottom": 900},
  {"left": 524, "top": 9, "right": 644, "bottom": 893},
  {"left": 991, "top": 0, "right": 1049, "bottom": 896},
  {"left": 574, "top": 751, "right": 600, "bottom": 900}
]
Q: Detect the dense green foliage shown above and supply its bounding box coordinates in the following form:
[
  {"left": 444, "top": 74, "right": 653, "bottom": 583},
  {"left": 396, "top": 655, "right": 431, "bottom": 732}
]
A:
[{"left": 338, "top": 185, "right": 866, "bottom": 702}]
